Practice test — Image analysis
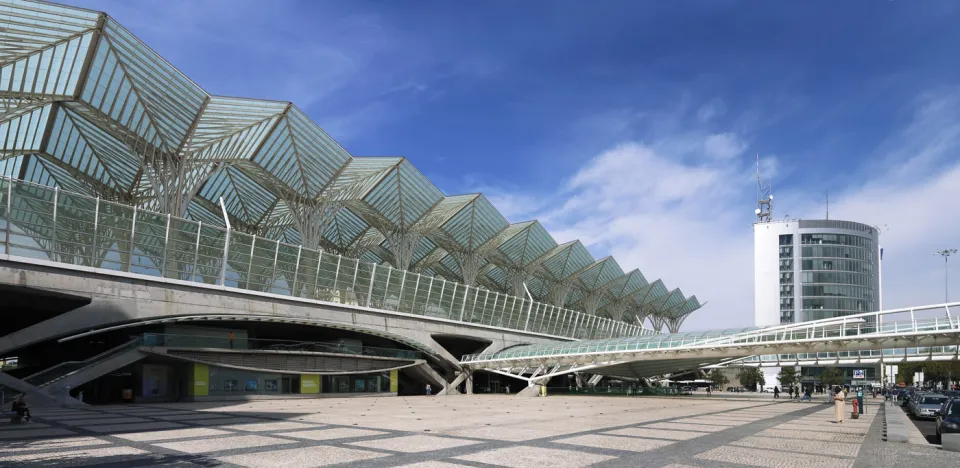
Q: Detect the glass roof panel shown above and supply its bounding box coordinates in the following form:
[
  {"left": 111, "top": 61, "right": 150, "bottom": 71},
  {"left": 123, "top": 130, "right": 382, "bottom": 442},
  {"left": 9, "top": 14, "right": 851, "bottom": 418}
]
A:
[
  {"left": 492, "top": 220, "right": 556, "bottom": 268},
  {"left": 79, "top": 39, "right": 163, "bottom": 148},
  {"left": 410, "top": 236, "right": 439, "bottom": 266},
  {"left": 655, "top": 289, "right": 685, "bottom": 312},
  {"left": 349, "top": 227, "right": 386, "bottom": 255},
  {"left": 250, "top": 105, "right": 351, "bottom": 197},
  {"left": 537, "top": 240, "right": 594, "bottom": 281},
  {"left": 576, "top": 257, "right": 624, "bottom": 291},
  {"left": 351, "top": 159, "right": 443, "bottom": 230},
  {"left": 439, "top": 253, "right": 462, "bottom": 277},
  {"left": 0, "top": 103, "right": 47, "bottom": 155},
  {"left": 634, "top": 279, "right": 669, "bottom": 306},
  {"left": 327, "top": 157, "right": 398, "bottom": 199},
  {"left": 606, "top": 269, "right": 648, "bottom": 299},
  {"left": 412, "top": 244, "right": 448, "bottom": 271},
  {"left": 54, "top": 104, "right": 142, "bottom": 190},
  {"left": 0, "top": 29, "right": 93, "bottom": 97},
  {"left": 99, "top": 19, "right": 208, "bottom": 149},
  {"left": 359, "top": 250, "right": 383, "bottom": 265},
  {"left": 198, "top": 166, "right": 276, "bottom": 225},
  {"left": 185, "top": 198, "right": 224, "bottom": 227},
  {"left": 526, "top": 275, "right": 551, "bottom": 300},
  {"left": 321, "top": 207, "right": 368, "bottom": 252},
  {"left": 0, "top": 153, "right": 23, "bottom": 178},
  {"left": 416, "top": 194, "right": 475, "bottom": 232},
  {"left": 188, "top": 96, "right": 286, "bottom": 161},
  {"left": 484, "top": 266, "right": 510, "bottom": 290},
  {"left": 0, "top": 0, "right": 100, "bottom": 64},
  {"left": 431, "top": 193, "right": 508, "bottom": 252},
  {"left": 28, "top": 154, "right": 95, "bottom": 195}
]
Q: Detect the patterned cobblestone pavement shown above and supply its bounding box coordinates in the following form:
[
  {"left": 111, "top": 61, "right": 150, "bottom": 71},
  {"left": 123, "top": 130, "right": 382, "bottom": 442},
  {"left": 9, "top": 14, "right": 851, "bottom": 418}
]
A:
[{"left": 0, "top": 395, "right": 953, "bottom": 467}]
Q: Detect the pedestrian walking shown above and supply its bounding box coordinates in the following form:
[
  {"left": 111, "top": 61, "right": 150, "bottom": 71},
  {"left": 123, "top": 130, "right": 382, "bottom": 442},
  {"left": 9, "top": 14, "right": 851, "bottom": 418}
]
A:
[
  {"left": 774, "top": 386, "right": 780, "bottom": 399},
  {"left": 833, "top": 387, "right": 845, "bottom": 424},
  {"left": 425, "top": 384, "right": 431, "bottom": 395}
]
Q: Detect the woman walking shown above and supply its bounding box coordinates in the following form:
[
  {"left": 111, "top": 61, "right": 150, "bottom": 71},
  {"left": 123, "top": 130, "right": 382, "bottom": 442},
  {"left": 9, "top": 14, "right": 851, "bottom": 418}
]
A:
[{"left": 833, "top": 387, "right": 845, "bottom": 423}]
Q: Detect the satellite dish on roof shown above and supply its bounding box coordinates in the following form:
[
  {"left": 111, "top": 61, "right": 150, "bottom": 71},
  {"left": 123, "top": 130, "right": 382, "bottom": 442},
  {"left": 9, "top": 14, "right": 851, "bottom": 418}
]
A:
[{"left": 755, "top": 208, "right": 762, "bottom": 215}]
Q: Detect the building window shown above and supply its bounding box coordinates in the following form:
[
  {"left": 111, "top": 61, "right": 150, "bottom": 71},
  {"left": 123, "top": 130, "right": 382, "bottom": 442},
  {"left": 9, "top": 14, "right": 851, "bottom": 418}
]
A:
[{"left": 779, "top": 234, "right": 793, "bottom": 246}]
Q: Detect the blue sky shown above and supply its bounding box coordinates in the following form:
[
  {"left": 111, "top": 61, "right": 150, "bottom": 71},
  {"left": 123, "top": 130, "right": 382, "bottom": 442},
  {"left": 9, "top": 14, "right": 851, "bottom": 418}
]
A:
[{"left": 65, "top": 0, "right": 960, "bottom": 330}]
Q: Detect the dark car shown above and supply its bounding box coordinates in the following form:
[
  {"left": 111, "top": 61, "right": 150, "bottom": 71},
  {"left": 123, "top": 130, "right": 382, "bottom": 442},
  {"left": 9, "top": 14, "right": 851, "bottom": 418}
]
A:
[{"left": 935, "top": 398, "right": 960, "bottom": 443}]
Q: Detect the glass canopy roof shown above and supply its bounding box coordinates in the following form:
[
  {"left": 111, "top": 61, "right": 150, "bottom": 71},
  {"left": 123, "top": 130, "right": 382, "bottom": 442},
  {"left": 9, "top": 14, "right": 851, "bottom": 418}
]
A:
[{"left": 0, "top": 0, "right": 703, "bottom": 332}]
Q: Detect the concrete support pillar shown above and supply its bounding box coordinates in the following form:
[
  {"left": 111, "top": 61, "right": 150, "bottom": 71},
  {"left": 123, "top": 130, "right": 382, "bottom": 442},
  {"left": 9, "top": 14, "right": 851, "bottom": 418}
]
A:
[
  {"left": 466, "top": 371, "right": 474, "bottom": 395},
  {"left": 517, "top": 376, "right": 552, "bottom": 397},
  {"left": 437, "top": 372, "right": 468, "bottom": 395}
]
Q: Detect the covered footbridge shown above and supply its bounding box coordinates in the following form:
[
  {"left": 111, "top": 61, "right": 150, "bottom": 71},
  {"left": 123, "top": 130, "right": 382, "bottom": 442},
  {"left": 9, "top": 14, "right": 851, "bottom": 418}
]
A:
[{"left": 460, "top": 302, "right": 960, "bottom": 385}]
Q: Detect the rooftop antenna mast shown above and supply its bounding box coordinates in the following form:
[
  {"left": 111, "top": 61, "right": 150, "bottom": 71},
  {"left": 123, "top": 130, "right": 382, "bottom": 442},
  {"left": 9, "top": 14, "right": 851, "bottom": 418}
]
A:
[
  {"left": 826, "top": 191, "right": 829, "bottom": 220},
  {"left": 755, "top": 153, "right": 773, "bottom": 222}
]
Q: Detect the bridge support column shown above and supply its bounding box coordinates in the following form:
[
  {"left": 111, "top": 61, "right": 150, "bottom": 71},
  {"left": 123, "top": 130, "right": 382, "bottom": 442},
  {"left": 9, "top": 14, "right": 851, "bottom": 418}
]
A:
[
  {"left": 588, "top": 374, "right": 603, "bottom": 387},
  {"left": 437, "top": 371, "right": 468, "bottom": 396},
  {"left": 517, "top": 376, "right": 552, "bottom": 397}
]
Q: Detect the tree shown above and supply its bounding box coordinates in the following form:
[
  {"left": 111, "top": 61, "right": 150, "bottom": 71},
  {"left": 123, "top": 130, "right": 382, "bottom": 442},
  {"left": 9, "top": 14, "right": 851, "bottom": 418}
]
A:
[
  {"left": 820, "top": 367, "right": 844, "bottom": 389},
  {"left": 737, "top": 367, "right": 765, "bottom": 392},
  {"left": 708, "top": 369, "right": 729, "bottom": 389},
  {"left": 777, "top": 367, "right": 799, "bottom": 389}
]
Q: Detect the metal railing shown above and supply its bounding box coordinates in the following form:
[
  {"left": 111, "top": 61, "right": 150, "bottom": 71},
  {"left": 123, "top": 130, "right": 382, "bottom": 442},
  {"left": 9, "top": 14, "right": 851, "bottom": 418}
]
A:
[
  {"left": 22, "top": 339, "right": 140, "bottom": 388},
  {"left": 136, "top": 333, "right": 422, "bottom": 360},
  {"left": 547, "top": 386, "right": 693, "bottom": 397},
  {"left": 733, "top": 345, "right": 960, "bottom": 366},
  {"left": 0, "top": 177, "right": 646, "bottom": 341},
  {"left": 461, "top": 302, "right": 960, "bottom": 364}
]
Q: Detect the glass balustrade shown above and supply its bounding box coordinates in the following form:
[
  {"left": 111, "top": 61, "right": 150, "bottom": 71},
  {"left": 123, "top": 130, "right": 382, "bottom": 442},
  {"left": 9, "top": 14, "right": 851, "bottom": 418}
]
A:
[{"left": 0, "top": 178, "right": 648, "bottom": 341}]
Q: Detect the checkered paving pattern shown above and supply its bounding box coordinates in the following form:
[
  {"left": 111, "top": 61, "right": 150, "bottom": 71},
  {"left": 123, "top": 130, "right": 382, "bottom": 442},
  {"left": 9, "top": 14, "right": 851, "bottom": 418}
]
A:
[{"left": 0, "top": 396, "right": 897, "bottom": 467}]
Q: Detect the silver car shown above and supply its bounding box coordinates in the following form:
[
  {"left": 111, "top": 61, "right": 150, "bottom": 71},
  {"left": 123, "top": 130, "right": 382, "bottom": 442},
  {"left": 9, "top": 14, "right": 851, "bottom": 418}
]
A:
[{"left": 914, "top": 394, "right": 948, "bottom": 419}]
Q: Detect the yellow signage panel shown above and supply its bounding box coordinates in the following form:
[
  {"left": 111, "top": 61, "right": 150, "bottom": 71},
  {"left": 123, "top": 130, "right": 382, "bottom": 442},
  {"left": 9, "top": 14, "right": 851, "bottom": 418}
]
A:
[
  {"left": 193, "top": 363, "right": 209, "bottom": 396},
  {"left": 301, "top": 374, "right": 320, "bottom": 394},
  {"left": 390, "top": 369, "right": 398, "bottom": 393}
]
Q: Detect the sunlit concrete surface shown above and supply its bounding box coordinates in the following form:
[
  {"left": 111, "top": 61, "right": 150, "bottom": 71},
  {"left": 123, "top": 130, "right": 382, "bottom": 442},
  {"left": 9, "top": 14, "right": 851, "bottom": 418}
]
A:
[{"left": 1, "top": 396, "right": 956, "bottom": 467}]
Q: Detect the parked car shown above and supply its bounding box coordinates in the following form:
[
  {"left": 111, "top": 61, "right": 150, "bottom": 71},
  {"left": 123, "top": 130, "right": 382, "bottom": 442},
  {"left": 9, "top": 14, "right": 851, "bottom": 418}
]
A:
[
  {"left": 913, "top": 394, "right": 948, "bottom": 419},
  {"left": 936, "top": 398, "right": 960, "bottom": 443},
  {"left": 908, "top": 392, "right": 929, "bottom": 413},
  {"left": 903, "top": 389, "right": 922, "bottom": 408}
]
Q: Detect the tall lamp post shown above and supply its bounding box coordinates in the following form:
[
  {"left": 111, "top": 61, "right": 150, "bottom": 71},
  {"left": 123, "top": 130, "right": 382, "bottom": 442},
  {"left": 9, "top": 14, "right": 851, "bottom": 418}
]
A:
[{"left": 935, "top": 249, "right": 958, "bottom": 303}]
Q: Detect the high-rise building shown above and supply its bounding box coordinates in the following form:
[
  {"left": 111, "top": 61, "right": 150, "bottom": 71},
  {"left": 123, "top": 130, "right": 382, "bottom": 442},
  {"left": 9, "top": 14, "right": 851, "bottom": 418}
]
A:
[
  {"left": 754, "top": 219, "right": 882, "bottom": 386},
  {"left": 754, "top": 219, "right": 880, "bottom": 327}
]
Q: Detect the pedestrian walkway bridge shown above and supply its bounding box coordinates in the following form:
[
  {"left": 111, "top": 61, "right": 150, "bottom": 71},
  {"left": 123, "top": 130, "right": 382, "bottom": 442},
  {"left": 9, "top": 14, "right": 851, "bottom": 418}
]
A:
[{"left": 461, "top": 302, "right": 960, "bottom": 383}]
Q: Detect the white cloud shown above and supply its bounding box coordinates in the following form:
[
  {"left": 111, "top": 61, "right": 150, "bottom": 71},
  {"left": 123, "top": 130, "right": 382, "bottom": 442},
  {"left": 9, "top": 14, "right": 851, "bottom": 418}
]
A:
[
  {"left": 500, "top": 89, "right": 960, "bottom": 332},
  {"left": 697, "top": 98, "right": 726, "bottom": 122},
  {"left": 703, "top": 133, "right": 746, "bottom": 160}
]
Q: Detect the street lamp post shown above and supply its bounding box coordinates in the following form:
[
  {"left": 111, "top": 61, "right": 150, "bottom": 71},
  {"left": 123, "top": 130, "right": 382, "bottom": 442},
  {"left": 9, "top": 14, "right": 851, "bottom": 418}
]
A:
[{"left": 935, "top": 249, "right": 958, "bottom": 303}]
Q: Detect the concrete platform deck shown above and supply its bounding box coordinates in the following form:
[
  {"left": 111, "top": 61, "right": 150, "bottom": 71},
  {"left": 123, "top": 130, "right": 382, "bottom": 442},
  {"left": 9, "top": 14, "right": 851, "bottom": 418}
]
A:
[{"left": 0, "top": 395, "right": 956, "bottom": 467}]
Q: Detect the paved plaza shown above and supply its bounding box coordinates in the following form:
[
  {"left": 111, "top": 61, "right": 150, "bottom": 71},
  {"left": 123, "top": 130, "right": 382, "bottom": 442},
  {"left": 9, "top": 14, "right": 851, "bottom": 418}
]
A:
[{"left": 0, "top": 395, "right": 955, "bottom": 467}]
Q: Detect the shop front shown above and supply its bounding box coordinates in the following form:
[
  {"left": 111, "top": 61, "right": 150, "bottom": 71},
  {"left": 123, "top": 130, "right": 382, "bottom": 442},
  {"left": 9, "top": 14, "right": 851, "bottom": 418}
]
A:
[{"left": 186, "top": 363, "right": 400, "bottom": 400}]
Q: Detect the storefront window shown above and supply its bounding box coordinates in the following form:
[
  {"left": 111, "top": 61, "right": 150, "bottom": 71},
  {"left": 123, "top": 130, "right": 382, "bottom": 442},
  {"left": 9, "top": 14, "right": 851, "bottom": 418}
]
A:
[{"left": 201, "top": 365, "right": 392, "bottom": 397}]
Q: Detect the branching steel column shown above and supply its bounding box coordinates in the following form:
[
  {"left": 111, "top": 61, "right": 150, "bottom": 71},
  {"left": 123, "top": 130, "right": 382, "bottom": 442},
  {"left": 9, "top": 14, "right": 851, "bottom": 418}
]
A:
[
  {"left": 581, "top": 292, "right": 601, "bottom": 316},
  {"left": 287, "top": 199, "right": 338, "bottom": 250},
  {"left": 450, "top": 250, "right": 483, "bottom": 286},
  {"left": 548, "top": 281, "right": 574, "bottom": 309},
  {"left": 383, "top": 230, "right": 422, "bottom": 271}
]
